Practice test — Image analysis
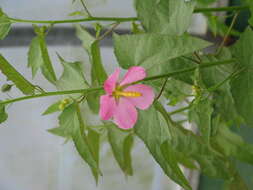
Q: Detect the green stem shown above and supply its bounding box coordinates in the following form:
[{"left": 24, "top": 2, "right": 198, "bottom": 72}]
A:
[
  {"left": 0, "top": 59, "right": 235, "bottom": 106},
  {"left": 1, "top": 87, "right": 103, "bottom": 106},
  {"left": 216, "top": 12, "right": 239, "bottom": 55},
  {"left": 140, "top": 59, "right": 235, "bottom": 82},
  {"left": 7, "top": 6, "right": 248, "bottom": 25},
  {"left": 8, "top": 16, "right": 138, "bottom": 24},
  {"left": 193, "top": 5, "right": 248, "bottom": 13},
  {"left": 168, "top": 106, "right": 191, "bottom": 116},
  {"left": 80, "top": 0, "right": 92, "bottom": 17}
]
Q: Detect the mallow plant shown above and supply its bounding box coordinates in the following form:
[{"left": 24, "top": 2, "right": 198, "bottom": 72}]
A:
[{"left": 1, "top": 0, "right": 253, "bottom": 189}]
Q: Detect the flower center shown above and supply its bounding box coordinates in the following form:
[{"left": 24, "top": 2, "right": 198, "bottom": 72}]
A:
[{"left": 112, "top": 85, "right": 142, "bottom": 100}]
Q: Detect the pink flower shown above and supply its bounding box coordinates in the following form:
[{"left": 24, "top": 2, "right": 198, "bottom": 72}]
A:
[{"left": 99, "top": 66, "right": 155, "bottom": 129}]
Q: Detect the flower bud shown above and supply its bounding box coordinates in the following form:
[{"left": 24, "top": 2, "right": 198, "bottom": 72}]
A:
[{"left": 1, "top": 84, "right": 13, "bottom": 93}]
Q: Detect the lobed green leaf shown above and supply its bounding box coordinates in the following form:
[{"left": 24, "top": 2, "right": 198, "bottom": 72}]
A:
[
  {"left": 107, "top": 124, "right": 133, "bottom": 176},
  {"left": 56, "top": 54, "right": 89, "bottom": 92},
  {"left": 113, "top": 33, "right": 211, "bottom": 76},
  {"left": 48, "top": 103, "right": 101, "bottom": 180},
  {"left": 42, "top": 100, "right": 61, "bottom": 115},
  {"left": 135, "top": 0, "right": 196, "bottom": 35},
  {"left": 76, "top": 25, "right": 107, "bottom": 113},
  {"left": 189, "top": 98, "right": 213, "bottom": 144},
  {"left": 135, "top": 105, "right": 191, "bottom": 190},
  {"left": 0, "top": 9, "right": 11, "bottom": 40},
  {"left": 230, "top": 28, "right": 253, "bottom": 127},
  {"left": 27, "top": 26, "right": 57, "bottom": 84}
]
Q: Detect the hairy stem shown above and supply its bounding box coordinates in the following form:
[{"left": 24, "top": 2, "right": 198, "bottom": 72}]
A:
[
  {"left": 0, "top": 59, "right": 235, "bottom": 106},
  {"left": 8, "top": 6, "right": 248, "bottom": 25}
]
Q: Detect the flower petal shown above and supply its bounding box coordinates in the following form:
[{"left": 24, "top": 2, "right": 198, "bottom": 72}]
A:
[
  {"left": 99, "top": 95, "right": 116, "bottom": 120},
  {"left": 120, "top": 66, "right": 146, "bottom": 86},
  {"left": 124, "top": 84, "right": 154, "bottom": 110},
  {"left": 104, "top": 68, "right": 120, "bottom": 94},
  {"left": 113, "top": 98, "right": 137, "bottom": 129}
]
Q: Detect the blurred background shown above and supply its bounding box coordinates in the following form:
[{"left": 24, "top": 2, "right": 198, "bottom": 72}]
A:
[{"left": 0, "top": 0, "right": 252, "bottom": 190}]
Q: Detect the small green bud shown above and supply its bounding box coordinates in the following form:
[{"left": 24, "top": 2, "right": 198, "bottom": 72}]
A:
[
  {"left": 58, "top": 103, "right": 65, "bottom": 111},
  {"left": 58, "top": 98, "right": 70, "bottom": 110},
  {"left": 192, "top": 85, "right": 201, "bottom": 96},
  {"left": 61, "top": 98, "right": 70, "bottom": 105},
  {"left": 1, "top": 84, "right": 13, "bottom": 93}
]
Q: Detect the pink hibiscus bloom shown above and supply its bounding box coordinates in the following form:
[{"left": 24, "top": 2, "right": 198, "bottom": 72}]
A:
[{"left": 99, "top": 66, "right": 155, "bottom": 129}]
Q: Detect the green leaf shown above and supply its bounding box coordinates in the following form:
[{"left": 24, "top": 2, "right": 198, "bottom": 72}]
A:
[
  {"left": 90, "top": 41, "right": 107, "bottom": 85},
  {"left": 76, "top": 24, "right": 95, "bottom": 52},
  {"left": 87, "top": 128, "right": 100, "bottom": 184},
  {"left": 76, "top": 25, "right": 107, "bottom": 113},
  {"left": 135, "top": 105, "right": 191, "bottom": 190},
  {"left": 135, "top": 0, "right": 196, "bottom": 35},
  {"left": 42, "top": 101, "right": 61, "bottom": 115},
  {"left": 48, "top": 103, "right": 77, "bottom": 138},
  {"left": 39, "top": 35, "right": 57, "bottom": 84},
  {"left": 189, "top": 98, "right": 213, "bottom": 144},
  {"left": 27, "top": 26, "right": 57, "bottom": 84},
  {"left": 155, "top": 102, "right": 231, "bottom": 179},
  {"left": 0, "top": 9, "right": 11, "bottom": 40},
  {"left": 86, "top": 41, "right": 107, "bottom": 113},
  {"left": 0, "top": 101, "right": 8, "bottom": 124},
  {"left": 0, "top": 54, "right": 35, "bottom": 95},
  {"left": 107, "top": 124, "right": 133, "bottom": 176},
  {"left": 113, "top": 33, "right": 211, "bottom": 75},
  {"left": 211, "top": 124, "right": 253, "bottom": 166},
  {"left": 161, "top": 141, "right": 194, "bottom": 186},
  {"left": 244, "top": 0, "right": 253, "bottom": 27},
  {"left": 76, "top": 25, "right": 107, "bottom": 85},
  {"left": 230, "top": 27, "right": 253, "bottom": 127},
  {"left": 56, "top": 54, "right": 89, "bottom": 92},
  {"left": 172, "top": 150, "right": 197, "bottom": 169},
  {"left": 223, "top": 172, "right": 249, "bottom": 190},
  {"left": 199, "top": 53, "right": 241, "bottom": 125},
  {"left": 48, "top": 103, "right": 101, "bottom": 179},
  {"left": 28, "top": 37, "right": 44, "bottom": 77}
]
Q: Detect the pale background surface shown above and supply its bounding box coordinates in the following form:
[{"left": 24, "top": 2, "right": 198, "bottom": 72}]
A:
[{"left": 0, "top": 0, "right": 207, "bottom": 189}]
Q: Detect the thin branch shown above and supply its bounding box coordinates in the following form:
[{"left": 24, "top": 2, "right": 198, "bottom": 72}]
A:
[
  {"left": 0, "top": 59, "right": 235, "bottom": 106},
  {"left": 8, "top": 17, "right": 138, "bottom": 24},
  {"left": 7, "top": 6, "right": 248, "bottom": 25},
  {"left": 207, "top": 67, "right": 245, "bottom": 92},
  {"left": 139, "top": 59, "right": 235, "bottom": 83},
  {"left": 193, "top": 52, "right": 202, "bottom": 64},
  {"left": 182, "top": 56, "right": 200, "bottom": 64},
  {"left": 193, "top": 5, "right": 248, "bottom": 13},
  {"left": 216, "top": 12, "right": 239, "bottom": 55},
  {"left": 155, "top": 78, "right": 169, "bottom": 101},
  {"left": 97, "top": 22, "right": 120, "bottom": 41},
  {"left": 80, "top": 0, "right": 92, "bottom": 17},
  {"left": 168, "top": 105, "right": 191, "bottom": 116},
  {"left": 0, "top": 87, "right": 103, "bottom": 106}
]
